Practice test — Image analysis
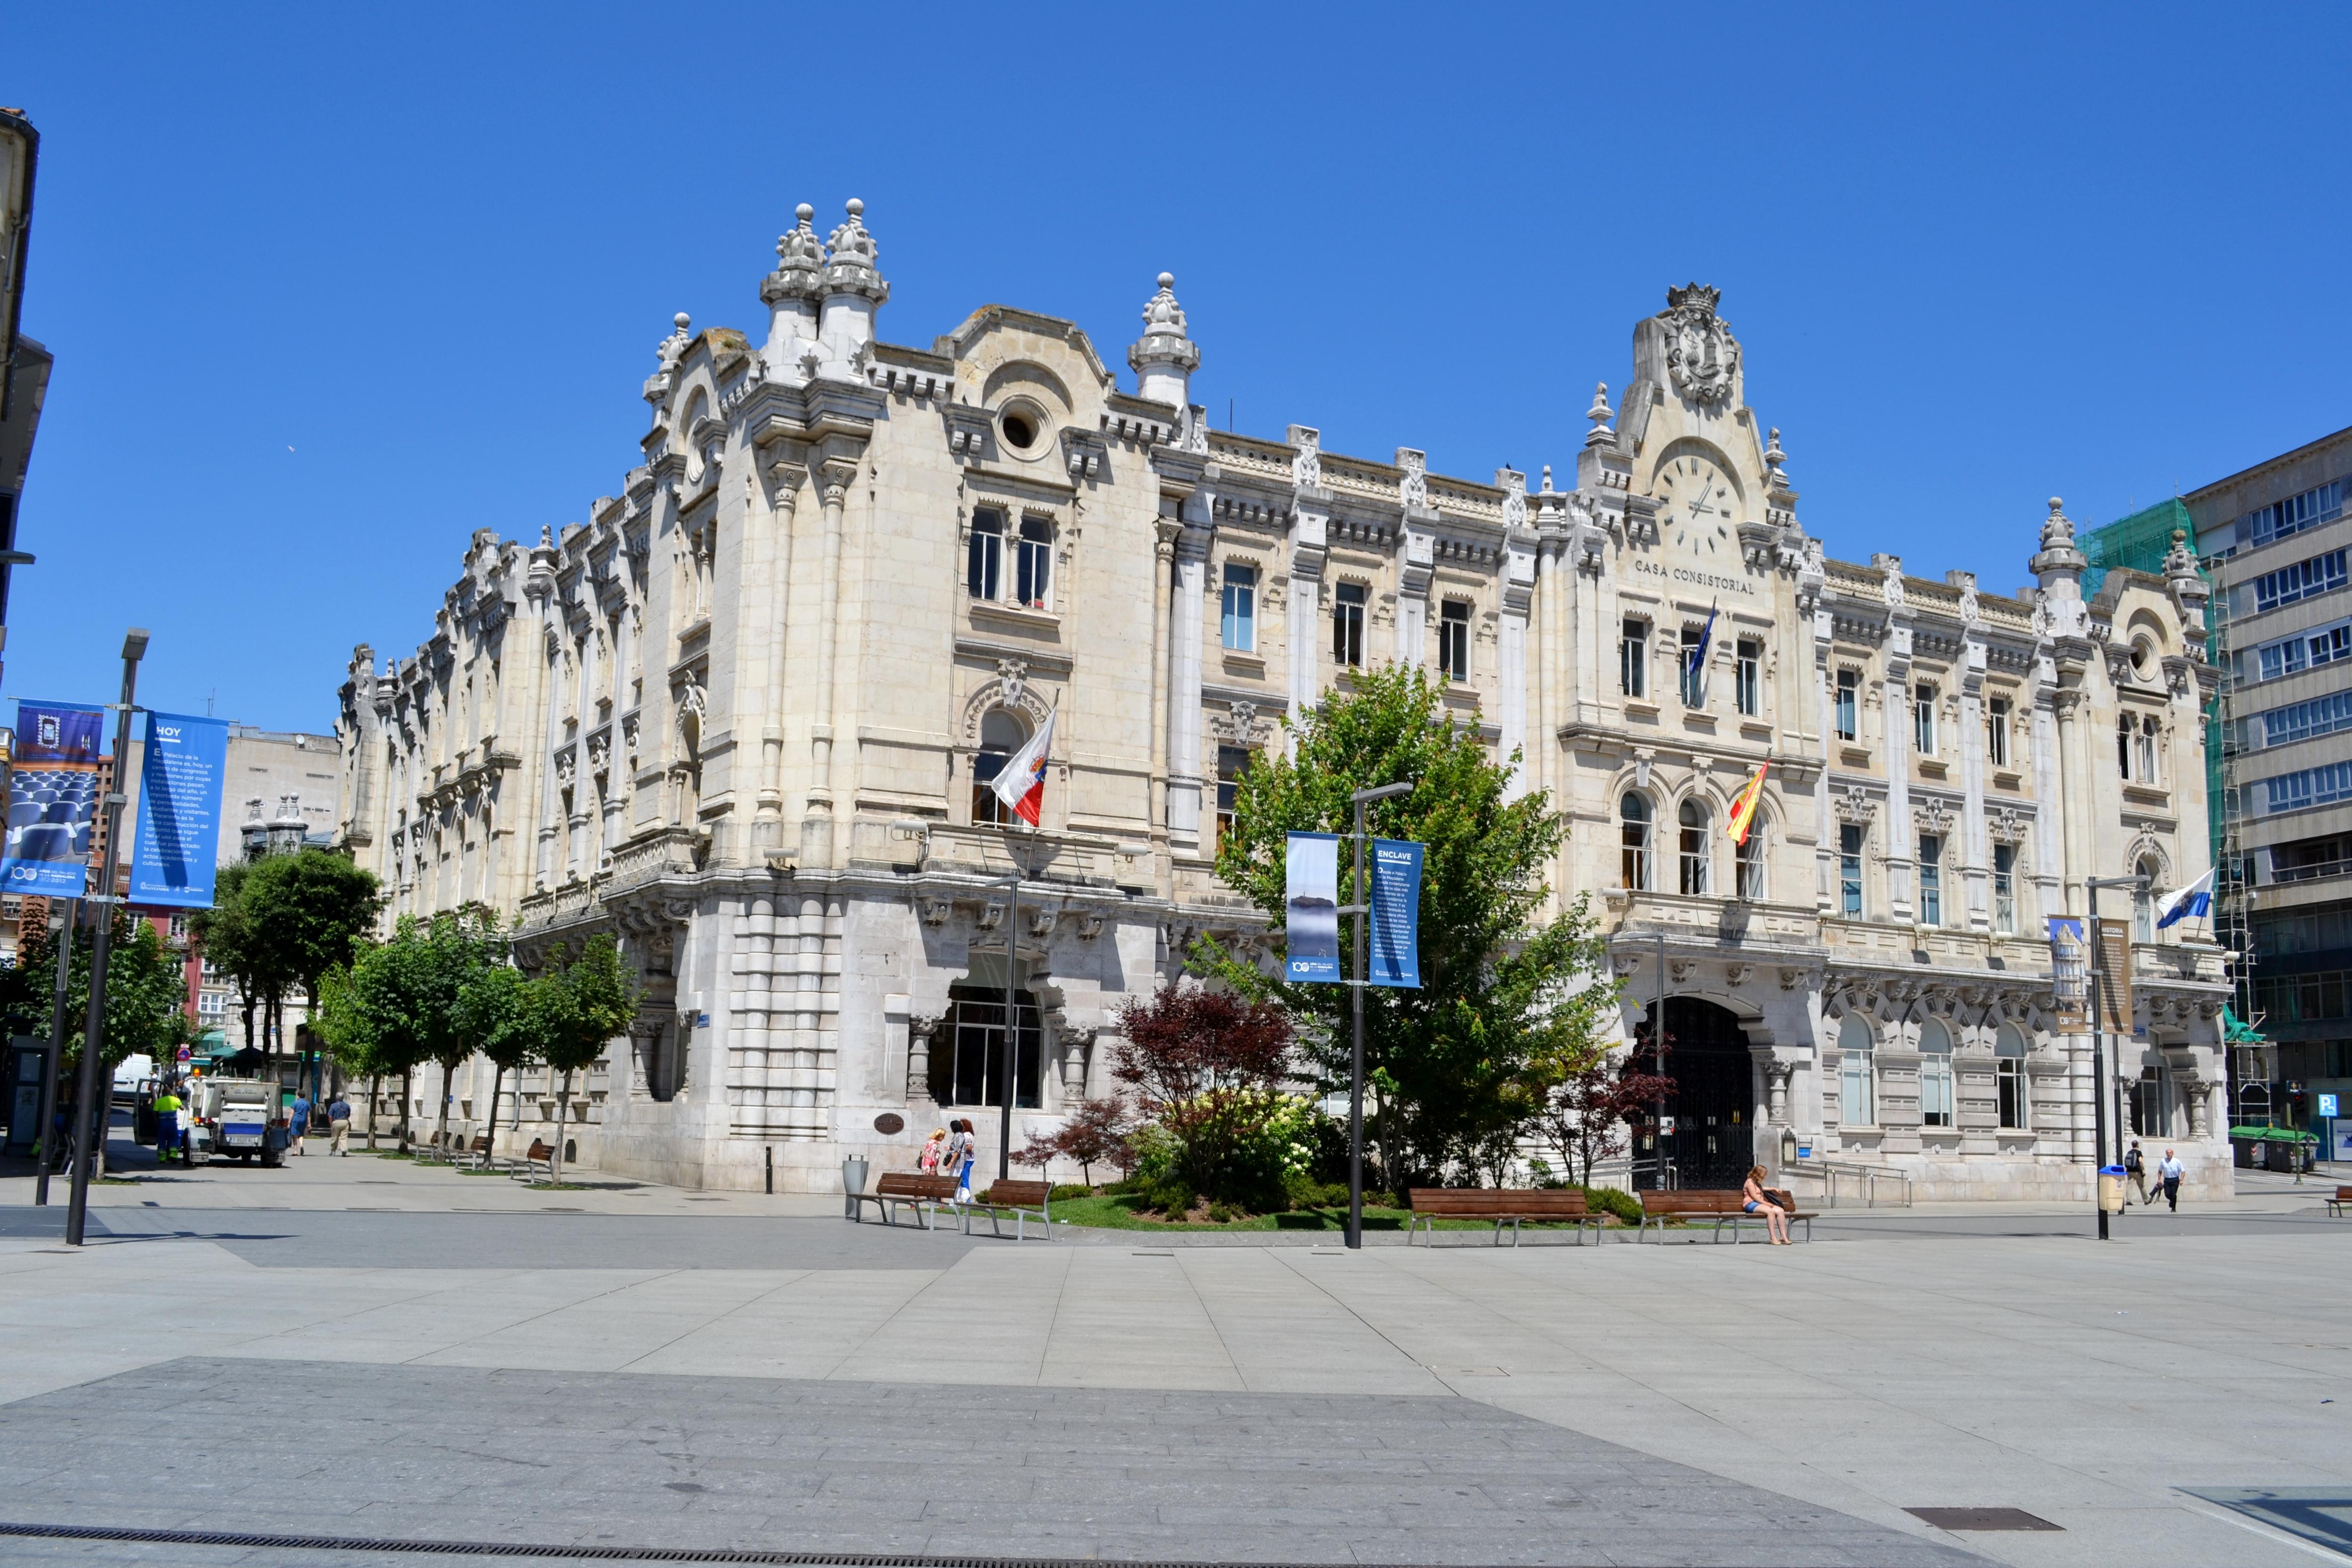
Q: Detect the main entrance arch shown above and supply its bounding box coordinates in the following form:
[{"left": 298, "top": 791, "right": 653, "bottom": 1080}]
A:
[{"left": 1636, "top": 997, "right": 1758, "bottom": 1191}]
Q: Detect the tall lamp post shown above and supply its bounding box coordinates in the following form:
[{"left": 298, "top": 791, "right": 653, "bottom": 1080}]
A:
[
  {"left": 2083, "top": 872, "right": 2148, "bottom": 1243},
  {"left": 1343, "top": 780, "right": 1412, "bottom": 1251},
  {"left": 65, "top": 629, "right": 148, "bottom": 1247}
]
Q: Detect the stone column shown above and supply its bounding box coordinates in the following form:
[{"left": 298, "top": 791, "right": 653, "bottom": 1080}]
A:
[
  {"left": 906, "top": 1014, "right": 939, "bottom": 1108},
  {"left": 757, "top": 462, "right": 804, "bottom": 842},
  {"left": 1956, "top": 609, "right": 1991, "bottom": 930},
  {"left": 1880, "top": 592, "right": 1915, "bottom": 922},
  {"left": 801, "top": 459, "right": 855, "bottom": 869},
  {"left": 1499, "top": 525, "right": 1534, "bottom": 801},
  {"left": 1148, "top": 519, "right": 1178, "bottom": 837},
  {"left": 1167, "top": 508, "right": 1210, "bottom": 851}
]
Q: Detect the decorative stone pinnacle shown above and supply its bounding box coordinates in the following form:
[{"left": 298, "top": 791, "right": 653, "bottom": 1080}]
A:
[
  {"left": 820, "top": 198, "right": 888, "bottom": 302},
  {"left": 1540, "top": 464, "right": 1554, "bottom": 494},
  {"left": 1128, "top": 270, "right": 1200, "bottom": 377},
  {"left": 763, "top": 203, "right": 827, "bottom": 305},
  {"left": 1584, "top": 382, "right": 1615, "bottom": 448},
  {"left": 657, "top": 312, "right": 692, "bottom": 367},
  {"left": 2043, "top": 497, "right": 2074, "bottom": 546}
]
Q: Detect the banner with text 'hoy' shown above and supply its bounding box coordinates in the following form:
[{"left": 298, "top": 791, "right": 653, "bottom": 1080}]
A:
[{"left": 130, "top": 712, "right": 230, "bottom": 909}]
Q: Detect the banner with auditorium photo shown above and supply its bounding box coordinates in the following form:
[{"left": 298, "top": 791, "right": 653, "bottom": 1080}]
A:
[{"left": 1, "top": 701, "right": 106, "bottom": 896}]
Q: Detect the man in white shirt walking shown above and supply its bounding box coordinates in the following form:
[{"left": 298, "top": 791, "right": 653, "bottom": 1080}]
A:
[{"left": 2155, "top": 1148, "right": 2186, "bottom": 1212}]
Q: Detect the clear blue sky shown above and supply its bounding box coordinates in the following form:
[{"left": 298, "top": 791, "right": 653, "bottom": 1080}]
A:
[{"left": 8, "top": 4, "right": 2349, "bottom": 732}]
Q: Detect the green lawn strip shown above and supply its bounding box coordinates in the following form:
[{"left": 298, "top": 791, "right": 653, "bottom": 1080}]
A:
[{"left": 1044, "top": 1193, "right": 1594, "bottom": 1233}]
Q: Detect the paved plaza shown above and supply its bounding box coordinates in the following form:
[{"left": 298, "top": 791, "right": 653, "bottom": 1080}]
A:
[{"left": 0, "top": 1153, "right": 2345, "bottom": 1566}]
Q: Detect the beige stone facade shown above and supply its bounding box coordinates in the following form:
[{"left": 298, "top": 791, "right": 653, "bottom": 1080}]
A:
[{"left": 335, "top": 212, "right": 2231, "bottom": 1198}]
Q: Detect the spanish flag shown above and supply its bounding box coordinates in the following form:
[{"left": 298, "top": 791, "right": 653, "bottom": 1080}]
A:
[{"left": 1725, "top": 758, "right": 1768, "bottom": 846}]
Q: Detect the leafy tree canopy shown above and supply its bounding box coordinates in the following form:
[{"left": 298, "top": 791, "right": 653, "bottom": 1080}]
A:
[
  {"left": 1204, "top": 663, "right": 1619, "bottom": 1187},
  {"left": 0, "top": 913, "right": 194, "bottom": 1072}
]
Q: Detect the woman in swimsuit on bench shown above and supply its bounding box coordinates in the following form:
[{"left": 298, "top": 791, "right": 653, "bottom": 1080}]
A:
[{"left": 1741, "top": 1165, "right": 1792, "bottom": 1245}]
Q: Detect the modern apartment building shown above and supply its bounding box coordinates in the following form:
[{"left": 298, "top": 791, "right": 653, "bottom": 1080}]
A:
[{"left": 2192, "top": 427, "right": 2352, "bottom": 1155}]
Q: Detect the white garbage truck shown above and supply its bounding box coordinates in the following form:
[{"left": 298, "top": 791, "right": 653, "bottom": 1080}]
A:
[{"left": 188, "top": 1077, "right": 288, "bottom": 1166}]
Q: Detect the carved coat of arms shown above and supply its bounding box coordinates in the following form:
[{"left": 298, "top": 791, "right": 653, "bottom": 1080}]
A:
[{"left": 1658, "top": 283, "right": 1739, "bottom": 407}]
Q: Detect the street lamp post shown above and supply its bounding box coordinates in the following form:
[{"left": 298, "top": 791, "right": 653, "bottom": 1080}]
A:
[
  {"left": 2084, "top": 873, "right": 2148, "bottom": 1244},
  {"left": 1342, "top": 781, "right": 1412, "bottom": 1252},
  {"left": 66, "top": 629, "right": 149, "bottom": 1247}
]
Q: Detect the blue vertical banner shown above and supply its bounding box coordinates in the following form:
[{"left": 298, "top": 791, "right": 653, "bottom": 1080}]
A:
[
  {"left": 1284, "top": 832, "right": 1341, "bottom": 983},
  {"left": 1, "top": 701, "right": 107, "bottom": 895},
  {"left": 130, "top": 712, "right": 230, "bottom": 909},
  {"left": 1366, "top": 838, "right": 1424, "bottom": 989}
]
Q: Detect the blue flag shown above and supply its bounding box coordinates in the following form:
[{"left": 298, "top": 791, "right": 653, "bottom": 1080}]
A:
[{"left": 1686, "top": 600, "right": 1720, "bottom": 681}]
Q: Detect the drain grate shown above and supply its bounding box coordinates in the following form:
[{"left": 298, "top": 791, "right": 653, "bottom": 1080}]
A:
[
  {"left": 0, "top": 1525, "right": 1619, "bottom": 1566},
  {"left": 1905, "top": 1507, "right": 2062, "bottom": 1532}
]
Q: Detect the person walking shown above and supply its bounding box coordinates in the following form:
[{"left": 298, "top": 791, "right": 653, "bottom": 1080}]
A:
[
  {"left": 288, "top": 1092, "right": 312, "bottom": 1156},
  {"left": 2124, "top": 1140, "right": 2149, "bottom": 1206},
  {"left": 327, "top": 1092, "right": 352, "bottom": 1156},
  {"left": 944, "top": 1118, "right": 976, "bottom": 1203},
  {"left": 2156, "top": 1148, "right": 2185, "bottom": 1212},
  {"left": 1741, "top": 1165, "right": 1793, "bottom": 1245},
  {"left": 152, "top": 1085, "right": 183, "bottom": 1165},
  {"left": 917, "top": 1128, "right": 947, "bottom": 1173}
]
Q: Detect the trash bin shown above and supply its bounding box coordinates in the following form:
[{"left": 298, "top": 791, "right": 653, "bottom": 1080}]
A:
[
  {"left": 2098, "top": 1165, "right": 2126, "bottom": 1213},
  {"left": 841, "top": 1155, "right": 869, "bottom": 1219}
]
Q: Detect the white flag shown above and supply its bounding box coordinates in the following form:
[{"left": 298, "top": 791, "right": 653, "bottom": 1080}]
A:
[{"left": 988, "top": 703, "right": 1056, "bottom": 826}]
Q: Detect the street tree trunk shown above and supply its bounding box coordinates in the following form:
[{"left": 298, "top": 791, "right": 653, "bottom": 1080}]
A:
[
  {"left": 549, "top": 1069, "right": 570, "bottom": 1185},
  {"left": 365, "top": 1072, "right": 381, "bottom": 1150},
  {"left": 484, "top": 1063, "right": 505, "bottom": 1158},
  {"left": 398, "top": 1067, "right": 412, "bottom": 1148}
]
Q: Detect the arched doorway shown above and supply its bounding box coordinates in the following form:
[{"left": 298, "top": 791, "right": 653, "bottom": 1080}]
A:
[{"left": 1636, "top": 997, "right": 1757, "bottom": 1191}]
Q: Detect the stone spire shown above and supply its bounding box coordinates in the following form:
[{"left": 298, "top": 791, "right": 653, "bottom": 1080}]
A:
[
  {"left": 2030, "top": 496, "right": 2089, "bottom": 633},
  {"left": 1129, "top": 272, "right": 1199, "bottom": 408},
  {"left": 763, "top": 203, "right": 826, "bottom": 379},
  {"left": 643, "top": 311, "right": 691, "bottom": 405},
  {"left": 817, "top": 199, "right": 888, "bottom": 369},
  {"left": 1583, "top": 382, "right": 1614, "bottom": 448}
]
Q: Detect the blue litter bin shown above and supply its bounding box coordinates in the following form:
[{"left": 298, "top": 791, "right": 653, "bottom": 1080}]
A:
[{"left": 2098, "top": 1164, "right": 2126, "bottom": 1213}]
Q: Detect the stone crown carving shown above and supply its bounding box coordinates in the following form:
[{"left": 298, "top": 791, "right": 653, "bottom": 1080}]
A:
[{"left": 1658, "top": 283, "right": 1739, "bottom": 407}]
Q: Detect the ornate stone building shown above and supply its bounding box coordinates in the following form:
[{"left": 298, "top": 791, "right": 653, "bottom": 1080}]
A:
[{"left": 335, "top": 207, "right": 2232, "bottom": 1197}]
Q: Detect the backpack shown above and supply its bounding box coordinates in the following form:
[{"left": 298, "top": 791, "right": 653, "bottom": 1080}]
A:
[{"left": 2125, "top": 1147, "right": 2143, "bottom": 1172}]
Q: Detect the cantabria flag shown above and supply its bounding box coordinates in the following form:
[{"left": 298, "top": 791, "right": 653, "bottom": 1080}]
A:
[
  {"left": 989, "top": 701, "right": 1057, "bottom": 827},
  {"left": 1724, "top": 758, "right": 1768, "bottom": 846}
]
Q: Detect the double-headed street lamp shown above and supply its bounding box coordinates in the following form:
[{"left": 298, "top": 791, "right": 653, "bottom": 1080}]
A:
[{"left": 1341, "top": 781, "right": 1412, "bottom": 1251}]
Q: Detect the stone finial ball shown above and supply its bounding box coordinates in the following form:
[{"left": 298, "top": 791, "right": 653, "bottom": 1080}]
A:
[
  {"left": 674, "top": 312, "right": 691, "bottom": 330},
  {"left": 2049, "top": 497, "right": 2064, "bottom": 510},
  {"left": 1158, "top": 272, "right": 1174, "bottom": 290},
  {"left": 796, "top": 203, "right": 813, "bottom": 222},
  {"left": 846, "top": 198, "right": 864, "bottom": 217}
]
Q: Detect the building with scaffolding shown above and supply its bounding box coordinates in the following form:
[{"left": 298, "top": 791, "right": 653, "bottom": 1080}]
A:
[{"left": 2183, "top": 427, "right": 2352, "bottom": 1162}]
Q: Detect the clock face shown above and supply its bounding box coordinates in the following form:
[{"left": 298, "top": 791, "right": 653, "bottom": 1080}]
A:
[{"left": 1656, "top": 453, "right": 1737, "bottom": 554}]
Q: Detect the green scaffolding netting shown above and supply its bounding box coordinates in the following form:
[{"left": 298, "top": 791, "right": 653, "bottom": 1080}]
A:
[{"left": 2081, "top": 498, "right": 2197, "bottom": 600}]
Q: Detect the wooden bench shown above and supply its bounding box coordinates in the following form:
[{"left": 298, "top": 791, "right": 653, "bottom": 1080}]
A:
[
  {"left": 2326, "top": 1185, "right": 2352, "bottom": 1217},
  {"left": 964, "top": 1179, "right": 1057, "bottom": 1241},
  {"left": 1638, "top": 1188, "right": 1814, "bottom": 1243},
  {"left": 452, "top": 1134, "right": 495, "bottom": 1170},
  {"left": 506, "top": 1139, "right": 557, "bottom": 1183},
  {"left": 847, "top": 1171, "right": 961, "bottom": 1231},
  {"left": 1406, "top": 1188, "right": 1601, "bottom": 1246}
]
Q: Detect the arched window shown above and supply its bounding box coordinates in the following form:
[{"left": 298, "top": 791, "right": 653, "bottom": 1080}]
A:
[
  {"left": 1838, "top": 1014, "right": 1875, "bottom": 1127},
  {"left": 2135, "top": 855, "right": 2160, "bottom": 942},
  {"left": 1919, "top": 1019, "right": 1954, "bottom": 1128},
  {"left": 1995, "top": 1023, "right": 2030, "bottom": 1129},
  {"left": 972, "top": 708, "right": 1029, "bottom": 825},
  {"left": 1620, "top": 793, "right": 1652, "bottom": 890},
  {"left": 1678, "top": 799, "right": 1710, "bottom": 895},
  {"left": 1736, "top": 816, "right": 1766, "bottom": 901}
]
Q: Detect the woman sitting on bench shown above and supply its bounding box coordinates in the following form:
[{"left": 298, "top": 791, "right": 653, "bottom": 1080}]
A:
[{"left": 1741, "top": 1165, "right": 1793, "bottom": 1246}]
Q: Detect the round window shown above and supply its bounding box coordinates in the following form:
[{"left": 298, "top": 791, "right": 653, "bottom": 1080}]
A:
[
  {"left": 2130, "top": 638, "right": 2155, "bottom": 676},
  {"left": 997, "top": 400, "right": 1050, "bottom": 456}
]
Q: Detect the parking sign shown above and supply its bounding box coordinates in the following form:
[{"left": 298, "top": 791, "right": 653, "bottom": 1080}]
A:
[{"left": 2320, "top": 1092, "right": 2340, "bottom": 1119}]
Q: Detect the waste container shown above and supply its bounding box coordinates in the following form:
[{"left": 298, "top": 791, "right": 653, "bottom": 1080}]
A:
[
  {"left": 842, "top": 1155, "right": 869, "bottom": 1219},
  {"left": 2098, "top": 1165, "right": 2126, "bottom": 1213}
]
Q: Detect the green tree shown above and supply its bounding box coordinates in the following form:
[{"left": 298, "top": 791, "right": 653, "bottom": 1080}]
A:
[
  {"left": 244, "top": 848, "right": 383, "bottom": 1077},
  {"left": 314, "top": 960, "right": 389, "bottom": 1149},
  {"left": 189, "top": 862, "right": 274, "bottom": 1054},
  {"left": 1203, "top": 663, "right": 1619, "bottom": 1188},
  {"left": 536, "top": 933, "right": 636, "bottom": 1184},
  {"left": 319, "top": 917, "right": 445, "bottom": 1148},
  {"left": 0, "top": 913, "right": 194, "bottom": 1173},
  {"left": 451, "top": 935, "right": 550, "bottom": 1155}
]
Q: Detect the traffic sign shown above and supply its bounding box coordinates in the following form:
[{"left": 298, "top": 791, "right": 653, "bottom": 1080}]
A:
[{"left": 2321, "top": 1092, "right": 2340, "bottom": 1119}]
